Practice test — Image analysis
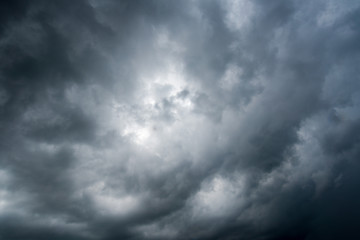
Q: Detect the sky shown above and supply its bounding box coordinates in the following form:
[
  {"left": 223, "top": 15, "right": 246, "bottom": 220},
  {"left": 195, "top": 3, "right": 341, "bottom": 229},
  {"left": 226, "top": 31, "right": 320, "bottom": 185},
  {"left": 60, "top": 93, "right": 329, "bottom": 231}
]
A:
[{"left": 0, "top": 0, "right": 360, "bottom": 239}]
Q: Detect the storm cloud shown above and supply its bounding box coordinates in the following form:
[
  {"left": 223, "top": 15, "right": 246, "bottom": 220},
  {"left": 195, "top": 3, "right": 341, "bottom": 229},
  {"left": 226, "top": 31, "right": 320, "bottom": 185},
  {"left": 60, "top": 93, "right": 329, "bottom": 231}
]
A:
[{"left": 1, "top": 0, "right": 360, "bottom": 239}]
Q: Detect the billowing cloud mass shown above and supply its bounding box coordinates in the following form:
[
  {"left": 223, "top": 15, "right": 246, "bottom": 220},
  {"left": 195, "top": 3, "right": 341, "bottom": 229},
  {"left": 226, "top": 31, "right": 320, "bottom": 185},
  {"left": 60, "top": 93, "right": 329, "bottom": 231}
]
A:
[{"left": 1, "top": 0, "right": 360, "bottom": 239}]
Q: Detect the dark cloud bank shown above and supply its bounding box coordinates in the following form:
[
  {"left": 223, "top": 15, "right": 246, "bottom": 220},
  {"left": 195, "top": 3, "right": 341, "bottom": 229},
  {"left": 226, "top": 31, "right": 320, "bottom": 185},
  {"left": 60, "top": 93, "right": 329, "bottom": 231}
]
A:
[{"left": 1, "top": 0, "right": 360, "bottom": 239}]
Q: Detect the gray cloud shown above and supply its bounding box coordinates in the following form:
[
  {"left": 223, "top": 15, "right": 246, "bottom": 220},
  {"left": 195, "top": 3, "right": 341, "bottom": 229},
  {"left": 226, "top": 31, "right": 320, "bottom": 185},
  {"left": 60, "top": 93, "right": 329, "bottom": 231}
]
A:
[{"left": 0, "top": 0, "right": 360, "bottom": 239}]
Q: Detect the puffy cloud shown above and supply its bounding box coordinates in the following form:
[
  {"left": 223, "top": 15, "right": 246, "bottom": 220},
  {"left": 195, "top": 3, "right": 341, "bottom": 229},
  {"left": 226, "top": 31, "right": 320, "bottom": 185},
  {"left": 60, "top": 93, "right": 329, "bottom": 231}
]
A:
[{"left": 0, "top": 0, "right": 360, "bottom": 239}]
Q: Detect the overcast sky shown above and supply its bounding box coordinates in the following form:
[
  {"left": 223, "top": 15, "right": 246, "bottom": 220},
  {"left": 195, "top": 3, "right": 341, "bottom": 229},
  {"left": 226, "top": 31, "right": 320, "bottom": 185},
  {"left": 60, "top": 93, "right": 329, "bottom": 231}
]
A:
[{"left": 1, "top": 0, "right": 360, "bottom": 239}]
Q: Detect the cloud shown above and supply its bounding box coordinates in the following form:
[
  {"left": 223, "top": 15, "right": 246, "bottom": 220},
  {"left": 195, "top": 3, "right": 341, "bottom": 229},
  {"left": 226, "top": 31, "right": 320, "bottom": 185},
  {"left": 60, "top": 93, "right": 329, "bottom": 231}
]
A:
[{"left": 0, "top": 0, "right": 360, "bottom": 239}]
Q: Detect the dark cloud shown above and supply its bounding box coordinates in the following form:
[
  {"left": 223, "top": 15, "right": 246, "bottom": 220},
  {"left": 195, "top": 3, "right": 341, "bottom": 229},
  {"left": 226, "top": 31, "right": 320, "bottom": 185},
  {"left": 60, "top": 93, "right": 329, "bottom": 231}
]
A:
[{"left": 0, "top": 0, "right": 360, "bottom": 239}]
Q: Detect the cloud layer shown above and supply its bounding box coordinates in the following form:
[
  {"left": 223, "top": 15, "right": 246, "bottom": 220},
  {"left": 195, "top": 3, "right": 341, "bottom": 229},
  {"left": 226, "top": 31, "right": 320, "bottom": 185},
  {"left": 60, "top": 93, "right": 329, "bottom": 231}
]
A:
[{"left": 1, "top": 0, "right": 360, "bottom": 239}]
